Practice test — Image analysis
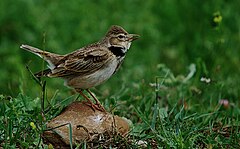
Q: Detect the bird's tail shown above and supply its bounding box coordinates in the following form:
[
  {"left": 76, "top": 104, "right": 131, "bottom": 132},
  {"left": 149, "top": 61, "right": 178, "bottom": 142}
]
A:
[{"left": 20, "top": 44, "right": 64, "bottom": 68}]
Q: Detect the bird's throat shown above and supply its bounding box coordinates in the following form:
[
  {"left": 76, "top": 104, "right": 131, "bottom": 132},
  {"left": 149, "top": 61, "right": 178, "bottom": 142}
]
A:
[{"left": 109, "top": 46, "right": 125, "bottom": 57}]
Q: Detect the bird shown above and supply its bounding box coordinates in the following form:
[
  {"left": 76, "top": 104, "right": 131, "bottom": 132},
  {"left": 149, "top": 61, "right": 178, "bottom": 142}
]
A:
[{"left": 20, "top": 25, "right": 139, "bottom": 112}]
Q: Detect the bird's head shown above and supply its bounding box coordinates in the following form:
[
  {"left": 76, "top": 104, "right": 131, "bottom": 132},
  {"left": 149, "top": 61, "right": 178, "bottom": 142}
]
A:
[{"left": 105, "top": 25, "right": 139, "bottom": 55}]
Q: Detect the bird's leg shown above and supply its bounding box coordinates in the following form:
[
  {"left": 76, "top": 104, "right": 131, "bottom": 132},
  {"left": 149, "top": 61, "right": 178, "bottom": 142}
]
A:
[
  {"left": 75, "top": 89, "right": 106, "bottom": 112},
  {"left": 75, "top": 88, "right": 96, "bottom": 111},
  {"left": 86, "top": 89, "right": 106, "bottom": 112}
]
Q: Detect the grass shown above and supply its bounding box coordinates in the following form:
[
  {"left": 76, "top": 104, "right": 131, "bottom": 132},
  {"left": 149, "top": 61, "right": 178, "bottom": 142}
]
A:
[
  {"left": 1, "top": 63, "right": 239, "bottom": 148},
  {"left": 1, "top": 0, "right": 240, "bottom": 148}
]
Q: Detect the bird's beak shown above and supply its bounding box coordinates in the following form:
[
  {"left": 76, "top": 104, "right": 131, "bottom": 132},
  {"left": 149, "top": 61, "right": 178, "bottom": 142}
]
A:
[{"left": 128, "top": 34, "right": 140, "bottom": 41}]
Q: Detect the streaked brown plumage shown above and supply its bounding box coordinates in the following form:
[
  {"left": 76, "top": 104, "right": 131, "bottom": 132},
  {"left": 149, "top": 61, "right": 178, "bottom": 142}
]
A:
[{"left": 20, "top": 25, "right": 139, "bottom": 111}]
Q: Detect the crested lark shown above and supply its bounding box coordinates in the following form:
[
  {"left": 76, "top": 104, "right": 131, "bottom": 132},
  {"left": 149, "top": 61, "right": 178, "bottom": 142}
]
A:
[{"left": 20, "top": 25, "right": 139, "bottom": 111}]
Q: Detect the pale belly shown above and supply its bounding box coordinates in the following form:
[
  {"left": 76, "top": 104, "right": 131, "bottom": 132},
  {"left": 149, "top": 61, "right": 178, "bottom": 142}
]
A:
[{"left": 66, "top": 59, "right": 118, "bottom": 89}]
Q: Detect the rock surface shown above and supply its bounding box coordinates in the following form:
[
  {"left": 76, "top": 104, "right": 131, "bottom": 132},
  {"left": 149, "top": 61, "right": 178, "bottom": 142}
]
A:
[{"left": 43, "top": 101, "right": 130, "bottom": 147}]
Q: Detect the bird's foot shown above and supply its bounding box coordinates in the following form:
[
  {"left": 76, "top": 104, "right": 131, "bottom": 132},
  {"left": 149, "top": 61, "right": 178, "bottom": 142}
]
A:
[
  {"left": 82, "top": 101, "right": 106, "bottom": 113},
  {"left": 94, "top": 102, "right": 106, "bottom": 112}
]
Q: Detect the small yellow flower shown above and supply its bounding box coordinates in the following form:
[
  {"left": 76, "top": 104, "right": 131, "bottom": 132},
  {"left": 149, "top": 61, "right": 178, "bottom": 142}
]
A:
[
  {"left": 213, "top": 11, "right": 222, "bottom": 23},
  {"left": 48, "top": 144, "right": 54, "bottom": 149},
  {"left": 30, "top": 122, "right": 36, "bottom": 130},
  {"left": 211, "top": 11, "right": 222, "bottom": 28},
  {"left": 213, "top": 15, "right": 222, "bottom": 23}
]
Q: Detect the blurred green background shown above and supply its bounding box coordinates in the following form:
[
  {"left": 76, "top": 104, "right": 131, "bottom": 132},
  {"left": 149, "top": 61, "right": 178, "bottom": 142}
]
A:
[{"left": 0, "top": 0, "right": 239, "bottom": 99}]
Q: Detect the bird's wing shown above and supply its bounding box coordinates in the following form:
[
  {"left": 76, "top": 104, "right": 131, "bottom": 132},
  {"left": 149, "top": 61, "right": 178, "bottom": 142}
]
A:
[{"left": 49, "top": 47, "right": 112, "bottom": 77}]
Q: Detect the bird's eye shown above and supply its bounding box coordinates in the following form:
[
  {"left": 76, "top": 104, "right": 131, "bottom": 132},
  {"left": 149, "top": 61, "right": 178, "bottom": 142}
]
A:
[{"left": 118, "top": 35, "right": 125, "bottom": 39}]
